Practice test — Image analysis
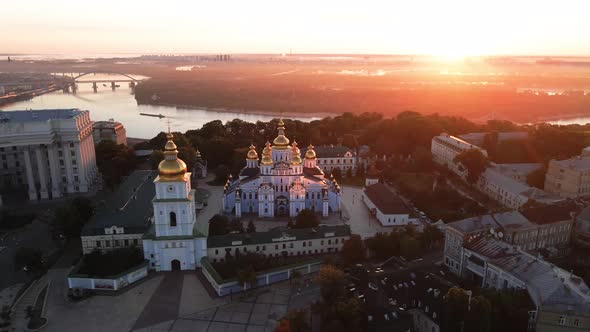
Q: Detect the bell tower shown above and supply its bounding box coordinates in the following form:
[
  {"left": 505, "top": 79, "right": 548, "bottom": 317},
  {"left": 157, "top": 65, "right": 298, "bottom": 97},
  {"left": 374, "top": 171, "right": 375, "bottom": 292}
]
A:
[{"left": 153, "top": 132, "right": 196, "bottom": 237}]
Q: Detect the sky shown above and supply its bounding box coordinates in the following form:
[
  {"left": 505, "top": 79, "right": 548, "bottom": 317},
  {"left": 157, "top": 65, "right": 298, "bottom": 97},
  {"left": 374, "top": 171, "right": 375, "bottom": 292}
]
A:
[{"left": 4, "top": 0, "right": 590, "bottom": 56}]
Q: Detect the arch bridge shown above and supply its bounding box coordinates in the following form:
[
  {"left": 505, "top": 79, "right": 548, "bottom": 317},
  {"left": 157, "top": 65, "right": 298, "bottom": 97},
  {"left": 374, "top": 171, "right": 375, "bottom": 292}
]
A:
[{"left": 70, "top": 71, "right": 142, "bottom": 83}]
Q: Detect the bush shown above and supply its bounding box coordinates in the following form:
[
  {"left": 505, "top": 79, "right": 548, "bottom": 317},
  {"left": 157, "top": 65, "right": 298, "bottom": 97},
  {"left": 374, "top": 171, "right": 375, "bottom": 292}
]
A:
[{"left": 78, "top": 247, "right": 144, "bottom": 277}]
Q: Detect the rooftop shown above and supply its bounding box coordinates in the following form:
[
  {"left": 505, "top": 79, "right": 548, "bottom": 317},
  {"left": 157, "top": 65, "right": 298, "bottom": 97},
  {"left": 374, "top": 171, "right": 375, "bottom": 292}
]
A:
[
  {"left": 93, "top": 120, "right": 123, "bottom": 129},
  {"left": 81, "top": 170, "right": 156, "bottom": 236},
  {"left": 364, "top": 183, "right": 412, "bottom": 215},
  {"left": 314, "top": 145, "right": 354, "bottom": 158},
  {"left": 493, "top": 163, "right": 542, "bottom": 179},
  {"left": 448, "top": 214, "right": 497, "bottom": 234},
  {"left": 490, "top": 252, "right": 590, "bottom": 314},
  {"left": 433, "top": 134, "right": 486, "bottom": 153},
  {"left": 491, "top": 211, "right": 534, "bottom": 230},
  {"left": 520, "top": 201, "right": 578, "bottom": 225},
  {"left": 464, "top": 236, "right": 519, "bottom": 259},
  {"left": 552, "top": 156, "right": 590, "bottom": 171},
  {"left": 207, "top": 224, "right": 351, "bottom": 248},
  {"left": 481, "top": 168, "right": 530, "bottom": 195},
  {"left": 0, "top": 109, "right": 84, "bottom": 122}
]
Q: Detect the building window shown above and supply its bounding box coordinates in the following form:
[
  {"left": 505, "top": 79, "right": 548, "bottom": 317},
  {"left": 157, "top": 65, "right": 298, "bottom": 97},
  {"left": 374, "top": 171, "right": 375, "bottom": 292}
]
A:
[
  {"left": 169, "top": 212, "right": 177, "bottom": 227},
  {"left": 574, "top": 319, "right": 579, "bottom": 327},
  {"left": 133, "top": 239, "right": 139, "bottom": 245},
  {"left": 303, "top": 242, "right": 306, "bottom": 247},
  {"left": 275, "top": 245, "right": 279, "bottom": 250},
  {"left": 96, "top": 241, "right": 101, "bottom": 247},
  {"left": 215, "top": 249, "right": 218, "bottom": 255},
  {"left": 105, "top": 240, "right": 110, "bottom": 247},
  {"left": 124, "top": 239, "right": 129, "bottom": 246},
  {"left": 559, "top": 316, "right": 565, "bottom": 325}
]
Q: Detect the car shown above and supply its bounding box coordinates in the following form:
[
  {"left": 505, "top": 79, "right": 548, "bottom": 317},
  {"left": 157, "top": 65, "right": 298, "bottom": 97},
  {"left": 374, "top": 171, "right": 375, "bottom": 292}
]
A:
[
  {"left": 368, "top": 315, "right": 373, "bottom": 322},
  {"left": 368, "top": 283, "right": 378, "bottom": 291},
  {"left": 348, "top": 287, "right": 356, "bottom": 292},
  {"left": 380, "top": 279, "right": 386, "bottom": 285},
  {"left": 384, "top": 314, "right": 389, "bottom": 321}
]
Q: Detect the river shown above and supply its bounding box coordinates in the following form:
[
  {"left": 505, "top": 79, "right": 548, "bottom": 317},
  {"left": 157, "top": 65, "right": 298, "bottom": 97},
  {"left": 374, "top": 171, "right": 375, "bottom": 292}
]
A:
[{"left": 0, "top": 74, "right": 322, "bottom": 139}]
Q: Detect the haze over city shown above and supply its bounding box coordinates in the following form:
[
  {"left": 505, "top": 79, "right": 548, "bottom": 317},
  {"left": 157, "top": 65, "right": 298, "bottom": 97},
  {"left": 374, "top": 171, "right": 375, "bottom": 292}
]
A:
[
  {"left": 2, "top": 2, "right": 590, "bottom": 332},
  {"left": 5, "top": 0, "right": 590, "bottom": 56}
]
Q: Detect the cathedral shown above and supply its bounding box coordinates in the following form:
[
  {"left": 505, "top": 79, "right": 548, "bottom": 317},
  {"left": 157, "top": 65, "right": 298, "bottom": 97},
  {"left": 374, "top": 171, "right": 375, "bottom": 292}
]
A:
[{"left": 222, "top": 119, "right": 342, "bottom": 218}]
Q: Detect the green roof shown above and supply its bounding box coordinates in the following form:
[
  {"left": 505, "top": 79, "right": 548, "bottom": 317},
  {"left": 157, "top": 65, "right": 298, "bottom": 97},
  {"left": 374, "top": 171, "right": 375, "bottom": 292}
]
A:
[
  {"left": 207, "top": 224, "right": 350, "bottom": 248},
  {"left": 82, "top": 170, "right": 157, "bottom": 236}
]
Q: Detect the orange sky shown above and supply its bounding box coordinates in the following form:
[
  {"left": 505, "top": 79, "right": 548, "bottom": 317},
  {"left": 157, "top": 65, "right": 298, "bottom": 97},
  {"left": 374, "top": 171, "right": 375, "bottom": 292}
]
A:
[{"left": 4, "top": 0, "right": 590, "bottom": 56}]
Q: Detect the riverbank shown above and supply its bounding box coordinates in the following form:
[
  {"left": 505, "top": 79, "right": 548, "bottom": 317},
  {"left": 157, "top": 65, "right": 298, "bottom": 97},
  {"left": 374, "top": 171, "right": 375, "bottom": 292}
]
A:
[{"left": 139, "top": 101, "right": 334, "bottom": 120}]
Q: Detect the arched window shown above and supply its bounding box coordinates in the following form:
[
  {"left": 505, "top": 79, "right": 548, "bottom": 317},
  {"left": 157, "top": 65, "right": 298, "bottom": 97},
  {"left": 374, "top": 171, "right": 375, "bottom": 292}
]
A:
[{"left": 169, "top": 212, "right": 177, "bottom": 227}]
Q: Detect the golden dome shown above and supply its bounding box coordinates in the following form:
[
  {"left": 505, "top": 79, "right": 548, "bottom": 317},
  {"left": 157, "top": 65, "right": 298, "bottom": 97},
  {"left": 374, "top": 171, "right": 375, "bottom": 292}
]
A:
[
  {"left": 305, "top": 144, "right": 316, "bottom": 159},
  {"left": 158, "top": 132, "right": 187, "bottom": 181},
  {"left": 291, "top": 141, "right": 302, "bottom": 165},
  {"left": 246, "top": 144, "right": 258, "bottom": 160},
  {"left": 272, "top": 119, "right": 290, "bottom": 149},
  {"left": 261, "top": 142, "right": 273, "bottom": 165}
]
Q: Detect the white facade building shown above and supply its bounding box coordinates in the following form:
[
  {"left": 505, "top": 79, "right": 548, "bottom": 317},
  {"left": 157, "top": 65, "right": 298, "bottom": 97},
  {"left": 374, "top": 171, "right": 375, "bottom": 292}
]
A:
[
  {"left": 142, "top": 132, "right": 207, "bottom": 271},
  {"left": 362, "top": 183, "right": 418, "bottom": 227},
  {"left": 0, "top": 109, "right": 97, "bottom": 200},
  {"left": 431, "top": 133, "right": 488, "bottom": 176},
  {"left": 223, "top": 120, "right": 341, "bottom": 218},
  {"left": 314, "top": 145, "right": 356, "bottom": 174}
]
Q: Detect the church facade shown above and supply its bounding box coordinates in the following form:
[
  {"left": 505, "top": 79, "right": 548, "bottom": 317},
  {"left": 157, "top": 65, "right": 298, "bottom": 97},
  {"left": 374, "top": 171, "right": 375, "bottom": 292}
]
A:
[
  {"left": 143, "top": 132, "right": 207, "bottom": 271},
  {"left": 222, "top": 120, "right": 342, "bottom": 218}
]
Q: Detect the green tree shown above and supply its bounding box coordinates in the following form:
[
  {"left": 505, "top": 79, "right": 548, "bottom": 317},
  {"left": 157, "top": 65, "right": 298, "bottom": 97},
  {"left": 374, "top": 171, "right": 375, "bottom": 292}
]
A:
[
  {"left": 345, "top": 168, "right": 353, "bottom": 178},
  {"left": 148, "top": 150, "right": 165, "bottom": 170},
  {"left": 454, "top": 148, "right": 488, "bottom": 185},
  {"left": 71, "top": 197, "right": 95, "bottom": 222},
  {"left": 341, "top": 235, "right": 366, "bottom": 265},
  {"left": 294, "top": 209, "right": 319, "bottom": 229},
  {"left": 213, "top": 164, "right": 230, "bottom": 185},
  {"left": 465, "top": 296, "right": 492, "bottom": 332},
  {"left": 316, "top": 265, "right": 346, "bottom": 305},
  {"left": 331, "top": 167, "right": 342, "bottom": 181},
  {"left": 236, "top": 266, "right": 258, "bottom": 289},
  {"left": 420, "top": 224, "right": 443, "bottom": 250},
  {"left": 229, "top": 219, "right": 245, "bottom": 233},
  {"left": 208, "top": 214, "right": 229, "bottom": 236},
  {"left": 95, "top": 140, "right": 137, "bottom": 188},
  {"left": 400, "top": 234, "right": 421, "bottom": 260},
  {"left": 247, "top": 220, "right": 256, "bottom": 233}
]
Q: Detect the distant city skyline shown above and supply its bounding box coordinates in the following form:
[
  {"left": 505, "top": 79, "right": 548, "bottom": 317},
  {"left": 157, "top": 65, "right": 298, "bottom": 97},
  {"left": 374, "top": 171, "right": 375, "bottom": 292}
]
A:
[{"left": 5, "top": 0, "right": 590, "bottom": 56}]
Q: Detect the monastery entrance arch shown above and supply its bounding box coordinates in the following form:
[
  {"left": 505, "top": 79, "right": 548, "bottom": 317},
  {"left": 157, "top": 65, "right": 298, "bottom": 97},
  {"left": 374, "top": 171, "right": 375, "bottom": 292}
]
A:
[{"left": 171, "top": 259, "right": 181, "bottom": 271}]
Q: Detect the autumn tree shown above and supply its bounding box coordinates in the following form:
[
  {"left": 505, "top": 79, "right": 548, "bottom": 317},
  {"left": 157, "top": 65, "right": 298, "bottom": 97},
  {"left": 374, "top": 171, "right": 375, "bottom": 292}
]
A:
[
  {"left": 294, "top": 209, "right": 319, "bottom": 229},
  {"left": 341, "top": 234, "right": 366, "bottom": 265},
  {"left": 316, "top": 265, "right": 346, "bottom": 305}
]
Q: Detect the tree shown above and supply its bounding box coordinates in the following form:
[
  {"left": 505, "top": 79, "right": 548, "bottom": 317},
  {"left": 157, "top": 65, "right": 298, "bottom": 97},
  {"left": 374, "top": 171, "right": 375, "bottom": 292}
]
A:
[
  {"left": 236, "top": 266, "right": 257, "bottom": 289},
  {"left": 443, "top": 287, "right": 469, "bottom": 332},
  {"left": 340, "top": 168, "right": 352, "bottom": 182},
  {"left": 95, "top": 140, "right": 137, "bottom": 188},
  {"left": 148, "top": 150, "right": 165, "bottom": 170},
  {"left": 13, "top": 248, "right": 44, "bottom": 274},
  {"left": 51, "top": 198, "right": 95, "bottom": 240},
  {"left": 331, "top": 167, "right": 342, "bottom": 181},
  {"left": 294, "top": 209, "right": 319, "bottom": 229},
  {"left": 412, "top": 146, "right": 434, "bottom": 172},
  {"left": 290, "top": 270, "right": 302, "bottom": 286},
  {"left": 316, "top": 265, "right": 346, "bottom": 305},
  {"left": 341, "top": 235, "right": 366, "bottom": 265},
  {"left": 420, "top": 224, "right": 443, "bottom": 250},
  {"left": 286, "top": 309, "right": 308, "bottom": 332},
  {"left": 71, "top": 197, "right": 95, "bottom": 222},
  {"left": 400, "top": 234, "right": 421, "bottom": 260},
  {"left": 527, "top": 166, "right": 547, "bottom": 189},
  {"left": 229, "top": 219, "right": 245, "bottom": 233},
  {"left": 213, "top": 164, "right": 230, "bottom": 185},
  {"left": 454, "top": 148, "right": 488, "bottom": 185},
  {"left": 465, "top": 296, "right": 492, "bottom": 332},
  {"left": 355, "top": 165, "right": 365, "bottom": 178},
  {"left": 247, "top": 220, "right": 256, "bottom": 233},
  {"left": 275, "top": 319, "right": 291, "bottom": 332},
  {"left": 208, "top": 214, "right": 229, "bottom": 236}
]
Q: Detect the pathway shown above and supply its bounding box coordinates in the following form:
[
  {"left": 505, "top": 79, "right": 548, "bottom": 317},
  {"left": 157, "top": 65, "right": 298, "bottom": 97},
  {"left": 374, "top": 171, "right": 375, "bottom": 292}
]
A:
[{"left": 10, "top": 275, "right": 48, "bottom": 331}]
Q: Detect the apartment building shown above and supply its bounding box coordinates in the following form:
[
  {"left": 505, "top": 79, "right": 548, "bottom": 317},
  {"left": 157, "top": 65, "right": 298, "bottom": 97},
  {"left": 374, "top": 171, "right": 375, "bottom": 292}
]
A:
[
  {"left": 92, "top": 120, "right": 127, "bottom": 146},
  {"left": 545, "top": 152, "right": 590, "bottom": 198},
  {"left": 431, "top": 133, "right": 488, "bottom": 176},
  {"left": 0, "top": 109, "right": 97, "bottom": 200}
]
